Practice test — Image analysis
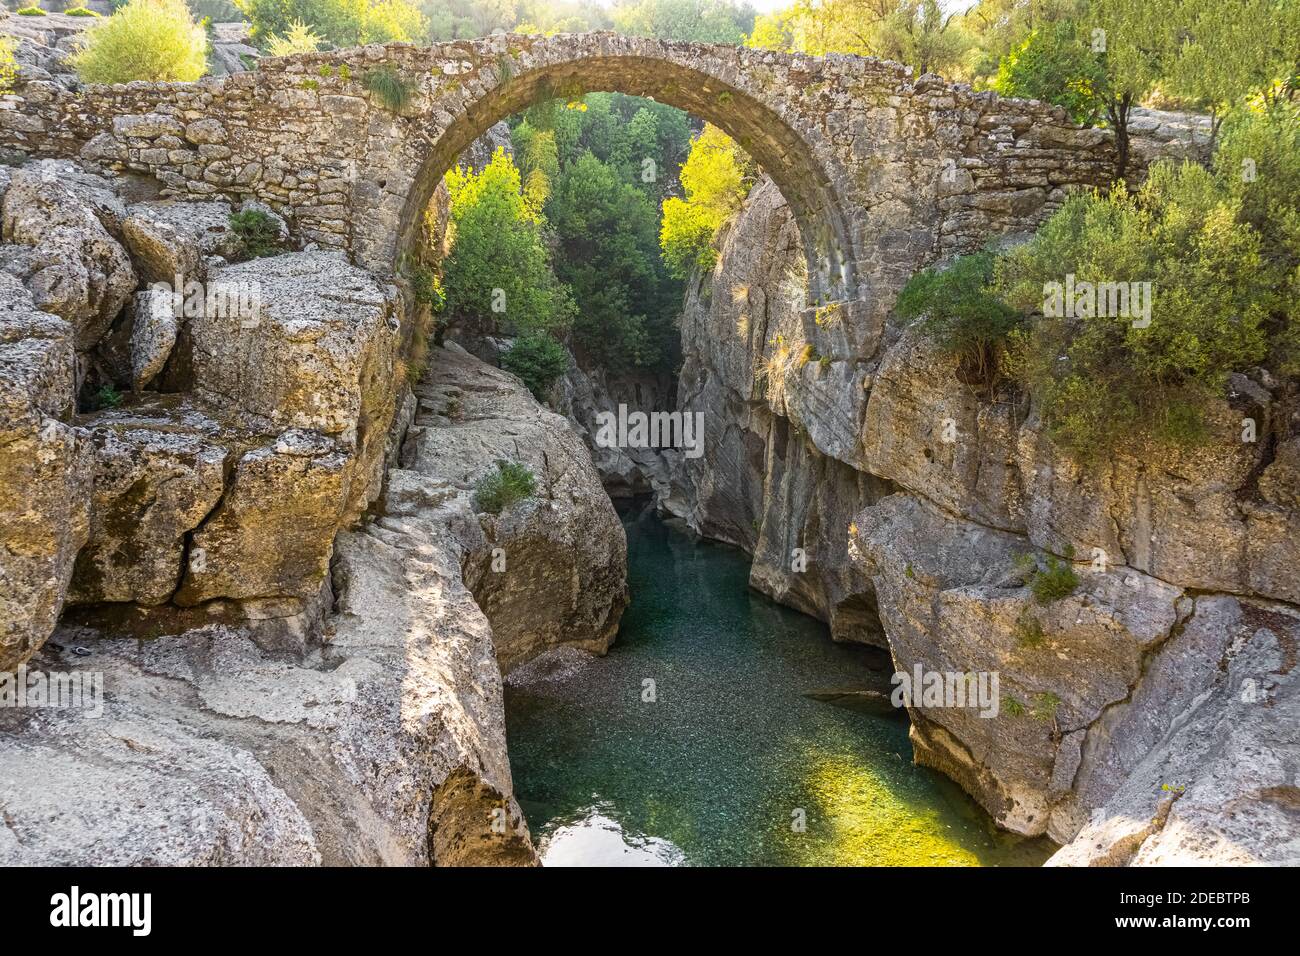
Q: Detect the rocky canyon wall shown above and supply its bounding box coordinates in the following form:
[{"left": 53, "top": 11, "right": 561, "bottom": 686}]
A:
[
  {"left": 0, "top": 154, "right": 628, "bottom": 865},
  {"left": 655, "top": 173, "right": 1300, "bottom": 865}
]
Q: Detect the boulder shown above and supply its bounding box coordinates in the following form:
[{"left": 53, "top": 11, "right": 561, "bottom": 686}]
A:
[
  {"left": 851, "top": 492, "right": 1186, "bottom": 836},
  {"left": 68, "top": 401, "right": 228, "bottom": 607},
  {"left": 1015, "top": 377, "right": 1300, "bottom": 604},
  {"left": 0, "top": 161, "right": 134, "bottom": 351},
  {"left": 127, "top": 288, "right": 179, "bottom": 389},
  {"left": 0, "top": 272, "right": 90, "bottom": 672},
  {"left": 175, "top": 429, "right": 352, "bottom": 606},
  {"left": 190, "top": 251, "right": 401, "bottom": 444},
  {"left": 861, "top": 328, "right": 1025, "bottom": 532},
  {"left": 121, "top": 200, "right": 242, "bottom": 285},
  {"left": 1049, "top": 597, "right": 1300, "bottom": 865},
  {"left": 412, "top": 345, "right": 628, "bottom": 673}
]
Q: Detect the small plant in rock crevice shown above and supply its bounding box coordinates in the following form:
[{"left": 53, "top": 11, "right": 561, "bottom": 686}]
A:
[
  {"left": 88, "top": 383, "right": 124, "bottom": 410},
  {"left": 473, "top": 460, "right": 537, "bottom": 515},
  {"left": 1014, "top": 548, "right": 1080, "bottom": 605},
  {"left": 228, "top": 209, "right": 284, "bottom": 261},
  {"left": 362, "top": 67, "right": 415, "bottom": 114},
  {"left": 1030, "top": 691, "right": 1062, "bottom": 723}
]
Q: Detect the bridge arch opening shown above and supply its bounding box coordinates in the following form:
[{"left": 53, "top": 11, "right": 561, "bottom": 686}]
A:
[{"left": 392, "top": 45, "right": 859, "bottom": 306}]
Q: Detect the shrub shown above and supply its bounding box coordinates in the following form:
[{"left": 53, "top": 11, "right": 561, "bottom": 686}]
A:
[
  {"left": 993, "top": 22, "right": 1105, "bottom": 127},
  {"left": 0, "top": 37, "right": 17, "bottom": 94},
  {"left": 501, "top": 332, "right": 569, "bottom": 401},
  {"left": 1014, "top": 607, "right": 1046, "bottom": 648},
  {"left": 65, "top": 6, "right": 101, "bottom": 15},
  {"left": 896, "top": 250, "right": 1023, "bottom": 393},
  {"left": 228, "top": 210, "right": 284, "bottom": 261},
  {"left": 404, "top": 260, "right": 444, "bottom": 311},
  {"left": 473, "top": 460, "right": 537, "bottom": 515},
  {"left": 1213, "top": 106, "right": 1300, "bottom": 375},
  {"left": 361, "top": 66, "right": 413, "bottom": 113},
  {"left": 266, "top": 19, "right": 323, "bottom": 56},
  {"left": 998, "top": 163, "right": 1272, "bottom": 456},
  {"left": 235, "top": 0, "right": 426, "bottom": 49},
  {"left": 1016, "top": 551, "right": 1080, "bottom": 605},
  {"left": 90, "top": 384, "right": 124, "bottom": 410},
  {"left": 16, "top": 7, "right": 47, "bottom": 15},
  {"left": 70, "top": 0, "right": 207, "bottom": 84}
]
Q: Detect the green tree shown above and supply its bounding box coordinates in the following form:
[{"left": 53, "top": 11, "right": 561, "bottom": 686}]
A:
[
  {"left": 422, "top": 0, "right": 517, "bottom": 39},
  {"left": 70, "top": 0, "right": 208, "bottom": 84},
  {"left": 959, "top": 0, "right": 1086, "bottom": 86},
  {"left": 1090, "top": 0, "right": 1182, "bottom": 180},
  {"left": 442, "top": 148, "right": 576, "bottom": 335},
  {"left": 748, "top": 0, "right": 972, "bottom": 77},
  {"left": 236, "top": 0, "right": 427, "bottom": 48},
  {"left": 550, "top": 151, "right": 680, "bottom": 369},
  {"left": 992, "top": 21, "right": 1105, "bottom": 125},
  {"left": 1162, "top": 0, "right": 1300, "bottom": 144},
  {"left": 659, "top": 123, "right": 754, "bottom": 277},
  {"left": 266, "top": 18, "right": 324, "bottom": 55},
  {"left": 612, "top": 0, "right": 756, "bottom": 43}
]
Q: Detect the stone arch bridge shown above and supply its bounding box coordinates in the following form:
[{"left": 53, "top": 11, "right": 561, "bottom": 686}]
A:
[{"left": 3, "top": 31, "right": 1146, "bottom": 344}]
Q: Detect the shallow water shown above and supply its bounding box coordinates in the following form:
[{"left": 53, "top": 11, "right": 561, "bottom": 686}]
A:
[{"left": 504, "top": 503, "right": 1055, "bottom": 867}]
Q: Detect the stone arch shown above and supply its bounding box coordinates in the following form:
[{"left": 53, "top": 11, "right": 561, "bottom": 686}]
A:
[{"left": 383, "top": 39, "right": 862, "bottom": 304}]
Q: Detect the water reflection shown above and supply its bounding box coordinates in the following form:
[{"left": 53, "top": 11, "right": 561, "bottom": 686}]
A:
[{"left": 539, "top": 806, "right": 686, "bottom": 867}]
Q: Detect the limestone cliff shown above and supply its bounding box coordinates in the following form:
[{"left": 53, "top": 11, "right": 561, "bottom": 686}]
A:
[
  {"left": 0, "top": 157, "right": 627, "bottom": 866},
  {"left": 660, "top": 173, "right": 1300, "bottom": 864}
]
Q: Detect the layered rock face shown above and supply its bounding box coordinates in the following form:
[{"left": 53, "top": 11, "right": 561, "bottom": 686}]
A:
[
  {"left": 0, "top": 158, "right": 409, "bottom": 670},
  {"left": 663, "top": 174, "right": 1300, "bottom": 864},
  {"left": 0, "top": 343, "right": 624, "bottom": 866},
  {"left": 0, "top": 156, "right": 626, "bottom": 861}
]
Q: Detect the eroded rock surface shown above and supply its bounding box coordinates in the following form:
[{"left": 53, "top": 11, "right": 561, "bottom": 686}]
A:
[
  {"left": 0, "top": 343, "right": 626, "bottom": 866},
  {"left": 659, "top": 172, "right": 1300, "bottom": 864},
  {"left": 0, "top": 273, "right": 90, "bottom": 671}
]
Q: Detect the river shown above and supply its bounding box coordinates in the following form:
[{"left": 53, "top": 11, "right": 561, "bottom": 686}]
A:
[{"left": 504, "top": 501, "right": 1055, "bottom": 866}]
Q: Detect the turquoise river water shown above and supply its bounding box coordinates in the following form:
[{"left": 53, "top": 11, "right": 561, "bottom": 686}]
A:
[{"left": 504, "top": 502, "right": 1055, "bottom": 866}]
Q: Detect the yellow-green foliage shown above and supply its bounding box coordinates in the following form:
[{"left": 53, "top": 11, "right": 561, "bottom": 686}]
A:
[
  {"left": 659, "top": 124, "right": 754, "bottom": 277},
  {"left": 0, "top": 37, "right": 18, "bottom": 93},
  {"left": 235, "top": 0, "right": 426, "bottom": 48},
  {"left": 70, "top": 0, "right": 208, "bottom": 84},
  {"left": 266, "top": 19, "right": 324, "bottom": 57}
]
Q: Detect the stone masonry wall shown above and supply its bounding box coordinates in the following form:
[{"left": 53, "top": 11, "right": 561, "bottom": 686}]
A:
[{"left": 0, "top": 32, "right": 1198, "bottom": 358}]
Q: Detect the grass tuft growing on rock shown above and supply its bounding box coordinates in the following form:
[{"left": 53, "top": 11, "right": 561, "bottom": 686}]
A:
[
  {"left": 473, "top": 460, "right": 537, "bottom": 515},
  {"left": 362, "top": 67, "right": 415, "bottom": 114},
  {"left": 1015, "top": 550, "right": 1080, "bottom": 605}
]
